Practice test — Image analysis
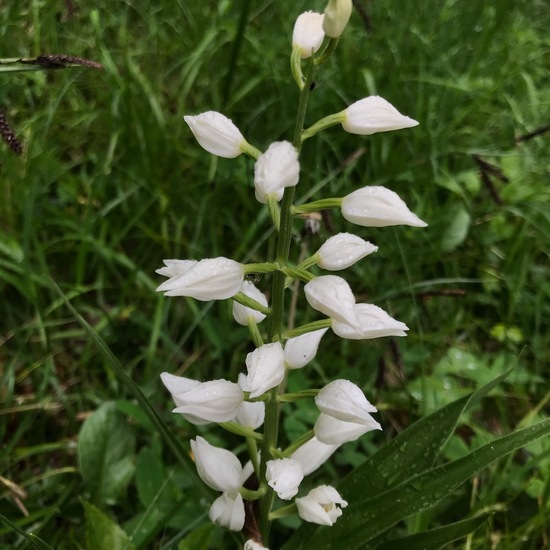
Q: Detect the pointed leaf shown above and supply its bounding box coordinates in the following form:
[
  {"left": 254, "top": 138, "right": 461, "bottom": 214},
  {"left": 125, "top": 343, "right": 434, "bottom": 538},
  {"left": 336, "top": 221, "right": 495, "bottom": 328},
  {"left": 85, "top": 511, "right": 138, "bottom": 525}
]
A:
[
  {"left": 293, "top": 419, "right": 550, "bottom": 550},
  {"left": 285, "top": 370, "right": 511, "bottom": 549},
  {"left": 178, "top": 524, "right": 215, "bottom": 550},
  {"left": 375, "top": 514, "right": 489, "bottom": 550},
  {"left": 78, "top": 402, "right": 136, "bottom": 506},
  {"left": 340, "top": 368, "right": 512, "bottom": 497},
  {"left": 83, "top": 500, "right": 136, "bottom": 550}
]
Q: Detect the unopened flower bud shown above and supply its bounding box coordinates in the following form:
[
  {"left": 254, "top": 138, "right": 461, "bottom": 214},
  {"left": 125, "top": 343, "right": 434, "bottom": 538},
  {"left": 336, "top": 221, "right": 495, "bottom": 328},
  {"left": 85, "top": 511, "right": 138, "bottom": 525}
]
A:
[
  {"left": 284, "top": 328, "right": 328, "bottom": 369},
  {"left": 332, "top": 303, "right": 409, "bottom": 340},
  {"left": 342, "top": 96, "right": 418, "bottom": 135},
  {"left": 323, "top": 0, "right": 352, "bottom": 38},
  {"left": 209, "top": 492, "right": 245, "bottom": 531},
  {"left": 254, "top": 141, "right": 300, "bottom": 204},
  {"left": 156, "top": 257, "right": 245, "bottom": 301},
  {"left": 292, "top": 11, "right": 325, "bottom": 59},
  {"left": 184, "top": 111, "right": 245, "bottom": 158},
  {"left": 316, "top": 379, "right": 377, "bottom": 425},
  {"left": 246, "top": 342, "right": 286, "bottom": 398},
  {"left": 314, "top": 412, "right": 381, "bottom": 445},
  {"left": 190, "top": 436, "right": 243, "bottom": 492},
  {"left": 316, "top": 232, "right": 377, "bottom": 270},
  {"left": 341, "top": 186, "right": 427, "bottom": 228},
  {"left": 266, "top": 458, "right": 304, "bottom": 500},
  {"left": 232, "top": 281, "right": 268, "bottom": 326},
  {"left": 296, "top": 485, "right": 348, "bottom": 526}
]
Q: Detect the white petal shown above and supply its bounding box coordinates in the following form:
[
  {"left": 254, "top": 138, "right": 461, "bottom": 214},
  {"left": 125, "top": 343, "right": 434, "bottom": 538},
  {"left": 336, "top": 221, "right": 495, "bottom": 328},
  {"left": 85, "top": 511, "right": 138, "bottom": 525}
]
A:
[
  {"left": 232, "top": 280, "right": 268, "bottom": 326},
  {"left": 296, "top": 485, "right": 348, "bottom": 526},
  {"left": 172, "top": 379, "right": 243, "bottom": 423},
  {"left": 208, "top": 492, "right": 246, "bottom": 531},
  {"left": 304, "top": 276, "right": 360, "bottom": 328},
  {"left": 184, "top": 111, "right": 245, "bottom": 158},
  {"left": 341, "top": 186, "right": 427, "bottom": 228},
  {"left": 317, "top": 233, "right": 377, "bottom": 271},
  {"left": 234, "top": 400, "right": 265, "bottom": 430},
  {"left": 156, "top": 257, "right": 245, "bottom": 301},
  {"left": 266, "top": 458, "right": 304, "bottom": 500},
  {"left": 314, "top": 412, "right": 381, "bottom": 445},
  {"left": 292, "top": 11, "right": 325, "bottom": 59},
  {"left": 254, "top": 141, "right": 300, "bottom": 204},
  {"left": 155, "top": 259, "right": 197, "bottom": 278},
  {"left": 284, "top": 328, "right": 328, "bottom": 369},
  {"left": 342, "top": 96, "right": 419, "bottom": 135},
  {"left": 290, "top": 437, "right": 339, "bottom": 476},
  {"left": 246, "top": 342, "right": 286, "bottom": 398},
  {"left": 191, "top": 437, "right": 243, "bottom": 492},
  {"left": 331, "top": 303, "right": 409, "bottom": 340},
  {"left": 323, "top": 0, "right": 352, "bottom": 38},
  {"left": 315, "top": 379, "right": 377, "bottom": 425}
]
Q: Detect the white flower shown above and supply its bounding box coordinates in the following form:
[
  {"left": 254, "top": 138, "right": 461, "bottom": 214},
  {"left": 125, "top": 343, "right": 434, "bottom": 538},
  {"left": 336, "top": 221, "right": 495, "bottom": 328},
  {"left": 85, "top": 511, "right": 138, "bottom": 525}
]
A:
[
  {"left": 296, "top": 485, "right": 348, "bottom": 526},
  {"left": 292, "top": 11, "right": 325, "bottom": 59},
  {"left": 304, "top": 276, "right": 360, "bottom": 328},
  {"left": 316, "top": 233, "right": 378, "bottom": 270},
  {"left": 323, "top": 0, "right": 352, "bottom": 38},
  {"left": 266, "top": 458, "right": 304, "bottom": 500},
  {"left": 342, "top": 96, "right": 419, "bottom": 135},
  {"left": 184, "top": 111, "right": 245, "bottom": 158},
  {"left": 190, "top": 437, "right": 243, "bottom": 492},
  {"left": 290, "top": 437, "right": 339, "bottom": 476},
  {"left": 284, "top": 328, "right": 328, "bottom": 370},
  {"left": 314, "top": 412, "right": 381, "bottom": 445},
  {"left": 254, "top": 141, "right": 300, "bottom": 204},
  {"left": 232, "top": 280, "right": 268, "bottom": 326},
  {"left": 209, "top": 492, "right": 246, "bottom": 531},
  {"left": 246, "top": 342, "right": 286, "bottom": 399},
  {"left": 341, "top": 186, "right": 427, "bottom": 228},
  {"left": 156, "top": 257, "right": 245, "bottom": 300},
  {"left": 331, "top": 303, "right": 409, "bottom": 340},
  {"left": 315, "top": 379, "right": 377, "bottom": 425},
  {"left": 161, "top": 373, "right": 243, "bottom": 424},
  {"left": 234, "top": 373, "right": 265, "bottom": 429}
]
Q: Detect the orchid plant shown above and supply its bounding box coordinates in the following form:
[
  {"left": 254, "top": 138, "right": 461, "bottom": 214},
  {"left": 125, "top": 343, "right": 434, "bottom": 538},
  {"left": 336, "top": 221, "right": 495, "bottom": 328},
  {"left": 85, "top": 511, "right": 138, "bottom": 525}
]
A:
[{"left": 157, "top": 2, "right": 425, "bottom": 547}]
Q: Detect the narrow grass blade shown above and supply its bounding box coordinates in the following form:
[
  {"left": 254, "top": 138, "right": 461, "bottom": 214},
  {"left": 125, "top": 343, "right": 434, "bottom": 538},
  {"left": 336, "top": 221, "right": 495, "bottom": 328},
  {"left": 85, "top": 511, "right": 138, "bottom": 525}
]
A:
[
  {"left": 0, "top": 513, "right": 55, "bottom": 550},
  {"left": 50, "top": 280, "right": 207, "bottom": 496}
]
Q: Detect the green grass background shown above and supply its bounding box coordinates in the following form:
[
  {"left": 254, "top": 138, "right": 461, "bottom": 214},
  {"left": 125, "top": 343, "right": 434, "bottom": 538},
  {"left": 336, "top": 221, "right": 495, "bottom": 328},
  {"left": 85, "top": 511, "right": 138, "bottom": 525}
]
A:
[{"left": 1, "top": 0, "right": 549, "bottom": 548}]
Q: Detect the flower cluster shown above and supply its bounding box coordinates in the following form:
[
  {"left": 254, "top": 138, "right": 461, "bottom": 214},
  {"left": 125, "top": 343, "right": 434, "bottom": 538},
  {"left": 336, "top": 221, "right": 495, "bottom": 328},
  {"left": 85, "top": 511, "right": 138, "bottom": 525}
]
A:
[{"left": 156, "top": 2, "right": 425, "bottom": 547}]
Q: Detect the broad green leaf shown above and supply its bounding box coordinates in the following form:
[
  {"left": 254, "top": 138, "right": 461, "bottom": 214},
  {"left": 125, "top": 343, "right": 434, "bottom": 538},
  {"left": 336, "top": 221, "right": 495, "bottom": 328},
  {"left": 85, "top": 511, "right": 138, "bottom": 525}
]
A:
[
  {"left": 285, "top": 370, "right": 510, "bottom": 549},
  {"left": 293, "top": 419, "right": 550, "bottom": 550},
  {"left": 78, "top": 402, "right": 136, "bottom": 506},
  {"left": 83, "top": 500, "right": 136, "bottom": 550},
  {"left": 178, "top": 524, "right": 215, "bottom": 550},
  {"left": 124, "top": 447, "right": 188, "bottom": 546},
  {"left": 375, "top": 514, "right": 489, "bottom": 550}
]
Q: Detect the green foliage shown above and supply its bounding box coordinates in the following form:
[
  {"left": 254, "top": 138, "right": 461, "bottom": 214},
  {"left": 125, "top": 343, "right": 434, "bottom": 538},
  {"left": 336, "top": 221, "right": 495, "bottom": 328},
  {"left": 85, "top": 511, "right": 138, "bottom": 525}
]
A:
[
  {"left": 83, "top": 500, "right": 136, "bottom": 550},
  {"left": 1, "top": 0, "right": 549, "bottom": 548}
]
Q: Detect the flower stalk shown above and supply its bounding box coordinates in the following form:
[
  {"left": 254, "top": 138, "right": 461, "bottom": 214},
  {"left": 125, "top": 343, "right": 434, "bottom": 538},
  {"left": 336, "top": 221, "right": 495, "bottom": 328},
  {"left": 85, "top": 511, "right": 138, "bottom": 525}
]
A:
[{"left": 155, "top": 3, "right": 425, "bottom": 545}]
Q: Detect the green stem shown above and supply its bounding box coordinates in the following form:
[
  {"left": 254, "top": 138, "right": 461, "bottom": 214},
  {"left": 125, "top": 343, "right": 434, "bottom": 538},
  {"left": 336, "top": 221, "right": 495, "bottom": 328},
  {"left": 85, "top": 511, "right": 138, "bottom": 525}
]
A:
[{"left": 258, "top": 58, "right": 318, "bottom": 543}]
